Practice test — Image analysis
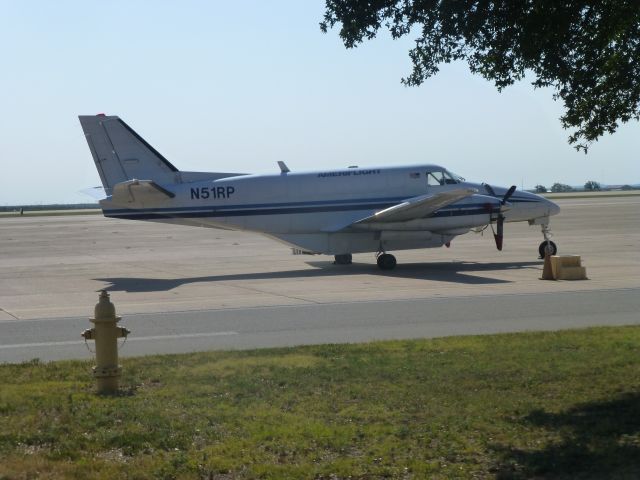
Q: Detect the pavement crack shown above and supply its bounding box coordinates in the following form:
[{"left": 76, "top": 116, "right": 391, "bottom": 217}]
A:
[
  {"left": 0, "top": 308, "right": 20, "bottom": 320},
  {"left": 219, "top": 282, "right": 322, "bottom": 305}
]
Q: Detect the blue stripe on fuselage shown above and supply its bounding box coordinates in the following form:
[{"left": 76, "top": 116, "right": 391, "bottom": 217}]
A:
[
  {"left": 105, "top": 206, "right": 494, "bottom": 221},
  {"left": 103, "top": 196, "right": 541, "bottom": 220},
  {"left": 104, "top": 195, "right": 540, "bottom": 214}
]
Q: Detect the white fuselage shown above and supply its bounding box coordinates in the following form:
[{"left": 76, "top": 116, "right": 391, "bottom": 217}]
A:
[{"left": 100, "top": 164, "right": 559, "bottom": 255}]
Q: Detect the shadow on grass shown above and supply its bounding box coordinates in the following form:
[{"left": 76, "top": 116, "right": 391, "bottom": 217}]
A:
[
  {"left": 95, "top": 260, "right": 541, "bottom": 292},
  {"left": 493, "top": 392, "right": 640, "bottom": 479}
]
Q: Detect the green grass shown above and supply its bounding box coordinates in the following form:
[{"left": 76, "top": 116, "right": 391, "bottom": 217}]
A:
[{"left": 1, "top": 327, "right": 640, "bottom": 479}]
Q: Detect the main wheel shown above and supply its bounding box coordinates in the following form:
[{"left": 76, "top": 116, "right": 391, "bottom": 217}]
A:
[
  {"left": 538, "top": 240, "right": 557, "bottom": 258},
  {"left": 376, "top": 253, "right": 397, "bottom": 270},
  {"left": 334, "top": 253, "right": 352, "bottom": 265}
]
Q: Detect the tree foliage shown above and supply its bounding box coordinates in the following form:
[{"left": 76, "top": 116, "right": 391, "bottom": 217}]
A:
[
  {"left": 534, "top": 184, "right": 547, "bottom": 193},
  {"left": 584, "top": 180, "right": 601, "bottom": 190},
  {"left": 551, "top": 182, "right": 574, "bottom": 192},
  {"left": 321, "top": 1, "right": 640, "bottom": 151}
]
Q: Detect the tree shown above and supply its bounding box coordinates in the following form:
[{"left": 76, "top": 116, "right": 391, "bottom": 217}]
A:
[
  {"left": 321, "top": 1, "right": 640, "bottom": 152},
  {"left": 584, "top": 180, "right": 601, "bottom": 191},
  {"left": 551, "top": 182, "right": 574, "bottom": 193},
  {"left": 534, "top": 184, "right": 547, "bottom": 193}
]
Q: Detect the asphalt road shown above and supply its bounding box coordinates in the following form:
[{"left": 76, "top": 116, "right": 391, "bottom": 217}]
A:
[
  {"left": 2, "top": 287, "right": 640, "bottom": 363},
  {"left": 1, "top": 194, "right": 639, "bottom": 363}
]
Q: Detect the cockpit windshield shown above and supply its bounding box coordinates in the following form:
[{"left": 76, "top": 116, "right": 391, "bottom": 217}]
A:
[
  {"left": 448, "top": 171, "right": 465, "bottom": 182},
  {"left": 426, "top": 169, "right": 462, "bottom": 186}
]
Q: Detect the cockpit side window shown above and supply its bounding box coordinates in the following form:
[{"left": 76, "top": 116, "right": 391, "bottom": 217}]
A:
[{"left": 426, "top": 171, "right": 445, "bottom": 186}]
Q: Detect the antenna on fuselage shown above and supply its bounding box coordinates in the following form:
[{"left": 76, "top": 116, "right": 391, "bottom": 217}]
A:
[{"left": 278, "top": 161, "right": 290, "bottom": 173}]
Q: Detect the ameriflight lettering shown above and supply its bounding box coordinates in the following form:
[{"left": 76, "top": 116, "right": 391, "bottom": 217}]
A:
[{"left": 317, "top": 169, "right": 381, "bottom": 178}]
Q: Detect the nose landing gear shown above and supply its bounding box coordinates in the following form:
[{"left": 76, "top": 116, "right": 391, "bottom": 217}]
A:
[{"left": 538, "top": 223, "right": 558, "bottom": 259}]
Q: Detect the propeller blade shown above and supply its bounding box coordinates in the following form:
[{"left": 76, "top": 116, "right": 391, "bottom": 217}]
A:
[
  {"left": 502, "top": 185, "right": 517, "bottom": 204},
  {"left": 484, "top": 184, "right": 514, "bottom": 251},
  {"left": 483, "top": 183, "right": 496, "bottom": 197},
  {"left": 494, "top": 215, "right": 504, "bottom": 251}
]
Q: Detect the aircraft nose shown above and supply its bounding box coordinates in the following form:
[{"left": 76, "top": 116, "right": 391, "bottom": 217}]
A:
[{"left": 547, "top": 199, "right": 560, "bottom": 216}]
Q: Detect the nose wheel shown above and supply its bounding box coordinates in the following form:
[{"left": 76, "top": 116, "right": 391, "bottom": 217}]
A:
[
  {"left": 539, "top": 240, "right": 557, "bottom": 258},
  {"left": 539, "top": 224, "right": 558, "bottom": 258},
  {"left": 376, "top": 253, "right": 397, "bottom": 270}
]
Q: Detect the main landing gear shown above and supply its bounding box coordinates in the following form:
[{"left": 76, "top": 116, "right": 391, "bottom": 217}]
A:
[
  {"left": 538, "top": 223, "right": 558, "bottom": 259},
  {"left": 334, "top": 253, "right": 352, "bottom": 265},
  {"left": 376, "top": 252, "right": 397, "bottom": 270},
  {"left": 334, "top": 252, "right": 397, "bottom": 270}
]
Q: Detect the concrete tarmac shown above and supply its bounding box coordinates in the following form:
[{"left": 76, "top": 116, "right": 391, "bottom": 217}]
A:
[{"left": 1, "top": 195, "right": 639, "bottom": 362}]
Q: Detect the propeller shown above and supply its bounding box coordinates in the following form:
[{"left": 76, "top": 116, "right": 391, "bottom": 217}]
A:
[
  {"left": 483, "top": 183, "right": 496, "bottom": 197},
  {"left": 483, "top": 184, "right": 516, "bottom": 251},
  {"left": 501, "top": 185, "right": 516, "bottom": 204}
]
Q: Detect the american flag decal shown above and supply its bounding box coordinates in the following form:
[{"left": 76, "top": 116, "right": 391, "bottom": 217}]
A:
[{"left": 409, "top": 172, "right": 420, "bottom": 178}]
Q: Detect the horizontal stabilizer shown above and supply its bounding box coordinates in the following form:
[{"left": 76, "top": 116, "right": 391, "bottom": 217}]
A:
[
  {"left": 108, "top": 179, "right": 175, "bottom": 208},
  {"left": 79, "top": 186, "right": 107, "bottom": 200}
]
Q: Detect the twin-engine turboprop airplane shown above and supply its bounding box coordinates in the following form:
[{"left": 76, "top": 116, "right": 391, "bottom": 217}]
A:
[{"left": 79, "top": 114, "right": 560, "bottom": 270}]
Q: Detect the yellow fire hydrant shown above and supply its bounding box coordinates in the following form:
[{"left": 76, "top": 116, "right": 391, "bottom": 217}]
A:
[{"left": 81, "top": 290, "right": 130, "bottom": 394}]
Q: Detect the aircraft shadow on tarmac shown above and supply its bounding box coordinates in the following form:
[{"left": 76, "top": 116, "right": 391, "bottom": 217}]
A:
[{"left": 95, "top": 260, "right": 540, "bottom": 293}]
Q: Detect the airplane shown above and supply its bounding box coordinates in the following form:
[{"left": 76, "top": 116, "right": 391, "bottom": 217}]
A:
[{"left": 79, "top": 114, "right": 560, "bottom": 270}]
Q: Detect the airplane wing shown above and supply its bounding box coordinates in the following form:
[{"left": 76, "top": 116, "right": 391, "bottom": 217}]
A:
[
  {"left": 320, "top": 188, "right": 476, "bottom": 233},
  {"left": 358, "top": 188, "right": 477, "bottom": 224},
  {"left": 108, "top": 179, "right": 175, "bottom": 207}
]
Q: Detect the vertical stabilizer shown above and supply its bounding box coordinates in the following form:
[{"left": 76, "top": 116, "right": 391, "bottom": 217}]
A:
[{"left": 79, "top": 115, "right": 179, "bottom": 195}]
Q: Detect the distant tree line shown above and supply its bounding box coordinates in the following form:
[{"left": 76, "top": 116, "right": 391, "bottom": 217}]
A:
[
  {"left": 534, "top": 182, "right": 638, "bottom": 193},
  {"left": 0, "top": 203, "right": 99, "bottom": 212}
]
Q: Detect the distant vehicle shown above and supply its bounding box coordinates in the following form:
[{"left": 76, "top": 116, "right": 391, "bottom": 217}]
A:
[{"left": 79, "top": 114, "right": 560, "bottom": 270}]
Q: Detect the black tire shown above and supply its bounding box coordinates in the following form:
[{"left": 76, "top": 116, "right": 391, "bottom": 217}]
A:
[
  {"left": 538, "top": 240, "right": 557, "bottom": 258},
  {"left": 376, "top": 253, "right": 397, "bottom": 270},
  {"left": 334, "top": 254, "right": 353, "bottom": 265}
]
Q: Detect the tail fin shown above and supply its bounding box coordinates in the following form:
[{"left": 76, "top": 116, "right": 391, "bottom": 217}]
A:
[{"left": 79, "top": 114, "right": 179, "bottom": 195}]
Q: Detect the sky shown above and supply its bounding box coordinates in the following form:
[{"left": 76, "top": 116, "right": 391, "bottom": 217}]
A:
[{"left": 1, "top": 1, "right": 638, "bottom": 205}]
